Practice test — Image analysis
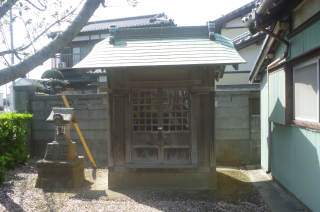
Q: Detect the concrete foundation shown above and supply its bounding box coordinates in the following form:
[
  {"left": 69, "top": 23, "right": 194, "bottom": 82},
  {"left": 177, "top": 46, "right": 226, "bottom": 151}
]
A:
[
  {"left": 35, "top": 157, "right": 85, "bottom": 188},
  {"left": 108, "top": 172, "right": 217, "bottom": 189}
]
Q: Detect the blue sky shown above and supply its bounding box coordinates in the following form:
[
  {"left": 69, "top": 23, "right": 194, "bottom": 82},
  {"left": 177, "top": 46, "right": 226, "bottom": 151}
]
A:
[{"left": 0, "top": 0, "right": 253, "bottom": 95}]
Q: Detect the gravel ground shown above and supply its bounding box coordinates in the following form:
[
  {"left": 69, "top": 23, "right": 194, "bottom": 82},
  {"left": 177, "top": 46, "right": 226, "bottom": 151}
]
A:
[{"left": 0, "top": 160, "right": 270, "bottom": 212}]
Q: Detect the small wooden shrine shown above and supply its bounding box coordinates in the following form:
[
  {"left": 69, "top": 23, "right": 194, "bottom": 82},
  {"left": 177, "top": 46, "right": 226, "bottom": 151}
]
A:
[{"left": 74, "top": 22, "right": 245, "bottom": 188}]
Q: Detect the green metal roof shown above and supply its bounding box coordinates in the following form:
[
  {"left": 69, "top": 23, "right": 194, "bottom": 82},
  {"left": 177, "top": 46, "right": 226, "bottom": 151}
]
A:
[{"left": 73, "top": 25, "right": 246, "bottom": 69}]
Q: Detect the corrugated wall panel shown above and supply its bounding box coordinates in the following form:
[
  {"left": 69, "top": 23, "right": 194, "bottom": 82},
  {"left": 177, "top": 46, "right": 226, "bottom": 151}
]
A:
[
  {"left": 272, "top": 124, "right": 320, "bottom": 212},
  {"left": 268, "top": 70, "right": 286, "bottom": 125},
  {"left": 290, "top": 19, "right": 320, "bottom": 58},
  {"left": 261, "top": 72, "right": 269, "bottom": 170}
]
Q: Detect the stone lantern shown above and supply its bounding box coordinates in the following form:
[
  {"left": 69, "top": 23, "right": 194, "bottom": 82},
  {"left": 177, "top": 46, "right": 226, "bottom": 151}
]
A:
[{"left": 36, "top": 107, "right": 85, "bottom": 188}]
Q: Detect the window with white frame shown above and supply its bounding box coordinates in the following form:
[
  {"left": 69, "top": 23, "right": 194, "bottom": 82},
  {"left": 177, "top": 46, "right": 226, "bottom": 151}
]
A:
[{"left": 293, "top": 57, "right": 320, "bottom": 123}]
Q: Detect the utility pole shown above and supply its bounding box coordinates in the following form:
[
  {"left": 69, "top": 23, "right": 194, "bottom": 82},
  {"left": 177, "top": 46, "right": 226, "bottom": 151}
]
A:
[{"left": 10, "top": 9, "right": 15, "bottom": 111}]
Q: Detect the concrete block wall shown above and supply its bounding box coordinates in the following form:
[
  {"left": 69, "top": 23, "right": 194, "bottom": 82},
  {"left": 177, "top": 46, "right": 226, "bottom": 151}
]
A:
[
  {"left": 14, "top": 86, "right": 36, "bottom": 155},
  {"left": 250, "top": 116, "right": 261, "bottom": 163},
  {"left": 215, "top": 91, "right": 261, "bottom": 165},
  {"left": 15, "top": 87, "right": 110, "bottom": 161}
]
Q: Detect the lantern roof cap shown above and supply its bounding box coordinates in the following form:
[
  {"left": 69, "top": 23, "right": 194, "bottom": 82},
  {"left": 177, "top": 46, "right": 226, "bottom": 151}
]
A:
[{"left": 46, "top": 107, "right": 78, "bottom": 124}]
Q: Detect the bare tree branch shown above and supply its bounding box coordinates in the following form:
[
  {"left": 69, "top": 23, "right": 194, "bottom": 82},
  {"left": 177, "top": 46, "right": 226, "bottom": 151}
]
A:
[
  {"left": 37, "top": 0, "right": 45, "bottom": 8},
  {"left": 0, "top": 0, "right": 104, "bottom": 86},
  {"left": 0, "top": 0, "right": 19, "bottom": 20},
  {"left": 14, "top": 52, "right": 22, "bottom": 60},
  {"left": 2, "top": 55, "right": 10, "bottom": 66},
  {"left": 25, "top": 0, "right": 47, "bottom": 11},
  {"left": 0, "top": 4, "right": 79, "bottom": 56}
]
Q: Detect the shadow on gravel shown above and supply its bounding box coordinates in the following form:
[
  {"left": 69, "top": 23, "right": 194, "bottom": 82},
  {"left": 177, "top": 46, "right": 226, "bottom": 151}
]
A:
[
  {"left": 57, "top": 169, "right": 268, "bottom": 211},
  {"left": 1, "top": 163, "right": 269, "bottom": 211},
  {"left": 0, "top": 166, "right": 38, "bottom": 212}
]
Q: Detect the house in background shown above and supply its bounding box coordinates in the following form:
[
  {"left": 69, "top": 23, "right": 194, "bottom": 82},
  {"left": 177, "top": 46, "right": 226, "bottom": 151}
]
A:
[
  {"left": 49, "top": 13, "right": 176, "bottom": 94},
  {"left": 243, "top": 0, "right": 320, "bottom": 211},
  {"left": 212, "top": 1, "right": 266, "bottom": 165}
]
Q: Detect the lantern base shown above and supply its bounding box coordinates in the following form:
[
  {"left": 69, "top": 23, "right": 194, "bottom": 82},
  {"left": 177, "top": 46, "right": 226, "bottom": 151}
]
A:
[{"left": 35, "top": 156, "right": 85, "bottom": 188}]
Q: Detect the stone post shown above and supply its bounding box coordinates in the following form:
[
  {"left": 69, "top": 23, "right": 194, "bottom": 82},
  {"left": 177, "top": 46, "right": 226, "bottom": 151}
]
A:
[{"left": 14, "top": 85, "right": 36, "bottom": 156}]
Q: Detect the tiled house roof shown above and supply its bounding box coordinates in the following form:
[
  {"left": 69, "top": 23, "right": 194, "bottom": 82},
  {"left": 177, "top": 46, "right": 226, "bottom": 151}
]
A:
[
  {"left": 48, "top": 13, "right": 175, "bottom": 38},
  {"left": 214, "top": 1, "right": 256, "bottom": 23},
  {"left": 82, "top": 13, "right": 175, "bottom": 32},
  {"left": 232, "top": 30, "right": 266, "bottom": 49}
]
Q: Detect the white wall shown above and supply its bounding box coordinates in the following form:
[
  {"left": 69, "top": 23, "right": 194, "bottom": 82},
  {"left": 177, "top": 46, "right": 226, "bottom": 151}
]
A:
[
  {"left": 226, "top": 17, "right": 245, "bottom": 28},
  {"left": 217, "top": 73, "right": 250, "bottom": 85},
  {"left": 221, "top": 28, "right": 248, "bottom": 39},
  {"left": 225, "top": 44, "right": 262, "bottom": 72},
  {"left": 72, "top": 36, "right": 90, "bottom": 41},
  {"left": 217, "top": 44, "right": 262, "bottom": 86},
  {"left": 99, "top": 76, "right": 107, "bottom": 82},
  {"left": 293, "top": 0, "right": 320, "bottom": 29}
]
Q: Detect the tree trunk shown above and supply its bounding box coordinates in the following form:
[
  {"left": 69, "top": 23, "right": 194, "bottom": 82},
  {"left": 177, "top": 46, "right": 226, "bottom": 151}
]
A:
[
  {"left": 0, "top": 0, "right": 103, "bottom": 86},
  {"left": 0, "top": 0, "right": 18, "bottom": 20}
]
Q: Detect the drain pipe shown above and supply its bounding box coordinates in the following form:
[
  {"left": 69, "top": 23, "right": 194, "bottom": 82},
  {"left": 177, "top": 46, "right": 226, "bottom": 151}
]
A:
[
  {"left": 257, "top": 27, "right": 290, "bottom": 70},
  {"left": 267, "top": 121, "right": 272, "bottom": 174}
]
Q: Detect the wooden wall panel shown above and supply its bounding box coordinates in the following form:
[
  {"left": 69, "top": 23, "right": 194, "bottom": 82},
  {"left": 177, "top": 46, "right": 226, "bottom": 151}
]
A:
[
  {"left": 209, "top": 91, "right": 216, "bottom": 169},
  {"left": 113, "top": 96, "right": 126, "bottom": 166},
  {"left": 197, "top": 94, "right": 210, "bottom": 166}
]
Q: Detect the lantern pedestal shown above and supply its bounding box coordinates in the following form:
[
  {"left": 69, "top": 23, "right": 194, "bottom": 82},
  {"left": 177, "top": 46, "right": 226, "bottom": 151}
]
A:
[{"left": 35, "top": 156, "right": 85, "bottom": 188}]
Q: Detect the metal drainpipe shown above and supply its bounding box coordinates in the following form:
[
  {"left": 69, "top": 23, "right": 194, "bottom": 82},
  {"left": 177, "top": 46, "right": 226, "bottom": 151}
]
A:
[
  {"left": 267, "top": 121, "right": 272, "bottom": 174},
  {"left": 257, "top": 27, "right": 290, "bottom": 70}
]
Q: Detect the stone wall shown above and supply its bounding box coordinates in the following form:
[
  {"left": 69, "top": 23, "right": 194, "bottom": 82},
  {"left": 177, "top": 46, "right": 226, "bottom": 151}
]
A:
[
  {"left": 15, "top": 86, "right": 109, "bottom": 161},
  {"left": 215, "top": 91, "right": 261, "bottom": 165}
]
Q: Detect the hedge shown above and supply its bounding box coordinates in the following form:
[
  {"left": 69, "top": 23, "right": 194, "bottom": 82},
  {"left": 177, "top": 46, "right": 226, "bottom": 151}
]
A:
[{"left": 0, "top": 112, "right": 33, "bottom": 183}]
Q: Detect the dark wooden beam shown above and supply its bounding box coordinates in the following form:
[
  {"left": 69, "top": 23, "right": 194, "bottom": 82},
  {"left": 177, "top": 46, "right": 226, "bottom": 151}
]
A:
[
  {"left": 121, "top": 80, "right": 202, "bottom": 88},
  {"left": 191, "top": 87, "right": 215, "bottom": 93}
]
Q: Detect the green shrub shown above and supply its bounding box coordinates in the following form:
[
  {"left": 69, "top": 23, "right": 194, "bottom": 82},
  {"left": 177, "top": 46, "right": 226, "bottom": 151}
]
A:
[{"left": 0, "top": 112, "right": 33, "bottom": 183}]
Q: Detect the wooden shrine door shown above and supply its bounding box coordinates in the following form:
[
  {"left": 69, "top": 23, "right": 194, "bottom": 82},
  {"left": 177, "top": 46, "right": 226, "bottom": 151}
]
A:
[{"left": 131, "top": 89, "right": 190, "bottom": 166}]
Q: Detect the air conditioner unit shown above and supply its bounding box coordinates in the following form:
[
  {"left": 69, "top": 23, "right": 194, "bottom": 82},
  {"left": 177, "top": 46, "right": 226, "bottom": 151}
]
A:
[{"left": 58, "top": 62, "right": 66, "bottom": 68}]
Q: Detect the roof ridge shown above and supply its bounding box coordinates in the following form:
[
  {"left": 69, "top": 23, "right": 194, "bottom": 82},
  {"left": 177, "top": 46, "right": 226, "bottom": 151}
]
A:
[
  {"left": 86, "top": 13, "right": 165, "bottom": 25},
  {"left": 214, "top": 0, "right": 256, "bottom": 23}
]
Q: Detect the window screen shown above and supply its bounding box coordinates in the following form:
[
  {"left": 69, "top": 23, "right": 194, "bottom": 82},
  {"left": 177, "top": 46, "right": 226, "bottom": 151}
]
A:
[
  {"left": 133, "top": 90, "right": 158, "bottom": 132},
  {"left": 163, "top": 90, "right": 189, "bottom": 131},
  {"left": 294, "top": 62, "right": 318, "bottom": 121}
]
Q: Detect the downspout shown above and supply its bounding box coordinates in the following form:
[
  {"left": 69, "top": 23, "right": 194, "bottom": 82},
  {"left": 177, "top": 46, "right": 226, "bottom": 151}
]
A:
[
  {"left": 257, "top": 27, "right": 290, "bottom": 70},
  {"left": 267, "top": 121, "right": 272, "bottom": 174},
  {"left": 267, "top": 67, "right": 272, "bottom": 174}
]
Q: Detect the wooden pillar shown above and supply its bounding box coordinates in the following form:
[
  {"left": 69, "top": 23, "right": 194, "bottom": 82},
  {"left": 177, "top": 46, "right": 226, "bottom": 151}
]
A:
[{"left": 209, "top": 82, "right": 216, "bottom": 171}]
